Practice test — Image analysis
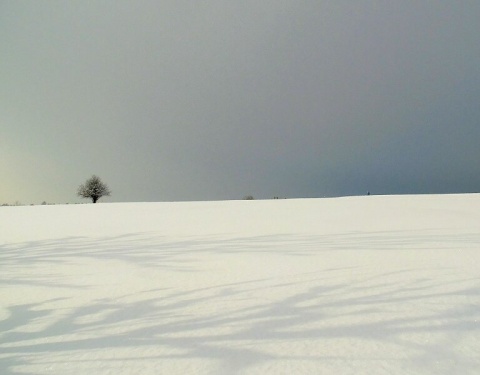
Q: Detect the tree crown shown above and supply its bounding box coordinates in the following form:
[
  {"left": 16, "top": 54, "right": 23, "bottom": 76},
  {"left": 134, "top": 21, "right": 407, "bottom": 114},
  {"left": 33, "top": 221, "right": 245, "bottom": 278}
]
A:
[{"left": 77, "top": 175, "right": 111, "bottom": 203}]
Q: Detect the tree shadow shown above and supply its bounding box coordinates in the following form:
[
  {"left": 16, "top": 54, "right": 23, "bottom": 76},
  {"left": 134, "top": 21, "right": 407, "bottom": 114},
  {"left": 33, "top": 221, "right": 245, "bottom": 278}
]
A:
[{"left": 1, "top": 230, "right": 480, "bottom": 374}]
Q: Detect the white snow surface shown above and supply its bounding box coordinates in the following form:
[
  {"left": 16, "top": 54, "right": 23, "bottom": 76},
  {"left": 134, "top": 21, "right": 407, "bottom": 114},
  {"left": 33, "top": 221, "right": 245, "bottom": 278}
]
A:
[{"left": 1, "top": 194, "right": 480, "bottom": 374}]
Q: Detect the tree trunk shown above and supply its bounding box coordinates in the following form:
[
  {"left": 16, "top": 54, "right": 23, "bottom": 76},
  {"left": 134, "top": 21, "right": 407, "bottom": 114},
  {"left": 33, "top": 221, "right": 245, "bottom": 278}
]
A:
[{"left": 92, "top": 197, "right": 98, "bottom": 203}]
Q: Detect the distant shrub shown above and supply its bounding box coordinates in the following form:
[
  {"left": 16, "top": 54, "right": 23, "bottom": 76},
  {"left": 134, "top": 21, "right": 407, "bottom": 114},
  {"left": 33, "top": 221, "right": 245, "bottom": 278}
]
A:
[{"left": 243, "top": 195, "right": 254, "bottom": 200}]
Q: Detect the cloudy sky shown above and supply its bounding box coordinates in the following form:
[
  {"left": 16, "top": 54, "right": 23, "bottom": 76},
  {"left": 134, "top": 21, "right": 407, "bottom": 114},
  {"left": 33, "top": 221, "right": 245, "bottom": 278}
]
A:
[{"left": 2, "top": 1, "right": 479, "bottom": 204}]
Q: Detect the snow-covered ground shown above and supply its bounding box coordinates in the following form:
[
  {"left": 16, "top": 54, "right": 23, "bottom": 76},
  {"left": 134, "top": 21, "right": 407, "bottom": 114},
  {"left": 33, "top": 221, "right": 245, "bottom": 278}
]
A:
[{"left": 1, "top": 194, "right": 480, "bottom": 374}]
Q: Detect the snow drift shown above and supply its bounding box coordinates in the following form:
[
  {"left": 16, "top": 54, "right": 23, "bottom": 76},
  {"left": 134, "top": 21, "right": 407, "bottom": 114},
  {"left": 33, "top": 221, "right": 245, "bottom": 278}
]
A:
[{"left": 1, "top": 194, "right": 480, "bottom": 374}]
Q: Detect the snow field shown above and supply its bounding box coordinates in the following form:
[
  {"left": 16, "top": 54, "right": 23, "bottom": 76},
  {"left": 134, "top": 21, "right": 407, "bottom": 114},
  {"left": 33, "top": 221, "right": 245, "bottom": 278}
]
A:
[{"left": 1, "top": 194, "right": 480, "bottom": 374}]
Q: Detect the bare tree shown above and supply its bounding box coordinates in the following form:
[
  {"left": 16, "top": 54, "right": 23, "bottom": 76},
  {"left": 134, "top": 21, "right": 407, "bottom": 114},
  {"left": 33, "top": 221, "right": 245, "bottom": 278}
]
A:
[{"left": 77, "top": 175, "right": 111, "bottom": 203}]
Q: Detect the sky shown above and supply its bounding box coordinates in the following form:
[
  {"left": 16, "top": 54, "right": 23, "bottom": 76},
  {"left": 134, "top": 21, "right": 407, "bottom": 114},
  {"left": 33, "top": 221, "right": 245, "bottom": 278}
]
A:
[{"left": 1, "top": 1, "right": 480, "bottom": 204}]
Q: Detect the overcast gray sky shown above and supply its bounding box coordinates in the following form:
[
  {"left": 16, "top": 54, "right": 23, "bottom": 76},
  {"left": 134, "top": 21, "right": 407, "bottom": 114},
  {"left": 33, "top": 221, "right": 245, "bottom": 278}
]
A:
[{"left": 1, "top": 1, "right": 479, "bottom": 204}]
